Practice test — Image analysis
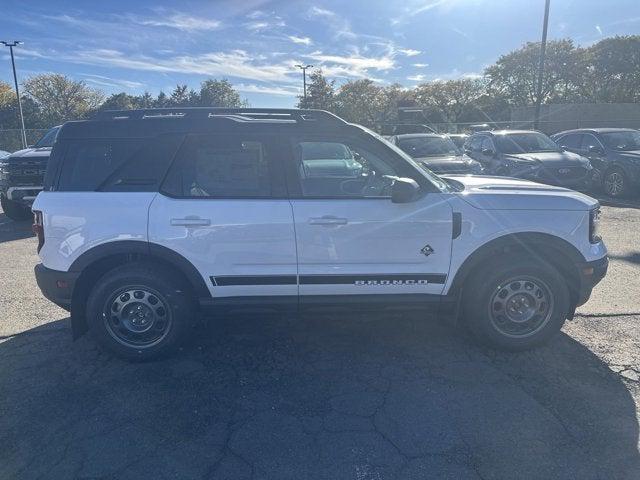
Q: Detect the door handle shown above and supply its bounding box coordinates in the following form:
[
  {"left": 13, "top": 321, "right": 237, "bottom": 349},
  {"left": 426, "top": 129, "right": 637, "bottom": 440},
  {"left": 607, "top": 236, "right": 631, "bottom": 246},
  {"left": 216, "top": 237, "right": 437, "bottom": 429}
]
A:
[
  {"left": 308, "top": 216, "right": 348, "bottom": 226},
  {"left": 170, "top": 217, "right": 211, "bottom": 227}
]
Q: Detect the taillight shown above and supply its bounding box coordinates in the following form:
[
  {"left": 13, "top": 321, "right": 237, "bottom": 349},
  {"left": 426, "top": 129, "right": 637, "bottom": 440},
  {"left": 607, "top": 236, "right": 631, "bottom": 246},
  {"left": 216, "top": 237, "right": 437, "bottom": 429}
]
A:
[{"left": 32, "top": 210, "right": 44, "bottom": 253}]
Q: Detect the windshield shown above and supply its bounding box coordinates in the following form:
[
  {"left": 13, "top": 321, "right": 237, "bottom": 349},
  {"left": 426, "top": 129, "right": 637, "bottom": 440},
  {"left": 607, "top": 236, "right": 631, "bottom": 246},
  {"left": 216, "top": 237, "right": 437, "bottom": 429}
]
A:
[
  {"left": 397, "top": 136, "right": 460, "bottom": 158},
  {"left": 495, "top": 132, "right": 560, "bottom": 154},
  {"left": 34, "top": 127, "right": 60, "bottom": 148},
  {"left": 601, "top": 131, "right": 640, "bottom": 151},
  {"left": 360, "top": 127, "right": 452, "bottom": 192}
]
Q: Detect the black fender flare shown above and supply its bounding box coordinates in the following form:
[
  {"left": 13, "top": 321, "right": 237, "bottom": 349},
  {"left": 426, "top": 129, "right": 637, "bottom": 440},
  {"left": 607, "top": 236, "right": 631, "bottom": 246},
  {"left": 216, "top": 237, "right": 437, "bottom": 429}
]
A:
[{"left": 448, "top": 232, "right": 586, "bottom": 296}]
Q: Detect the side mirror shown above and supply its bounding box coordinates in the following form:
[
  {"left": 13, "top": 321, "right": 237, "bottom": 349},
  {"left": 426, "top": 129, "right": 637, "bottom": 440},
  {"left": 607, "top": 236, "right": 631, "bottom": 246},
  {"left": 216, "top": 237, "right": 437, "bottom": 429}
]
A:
[
  {"left": 588, "top": 145, "right": 604, "bottom": 155},
  {"left": 392, "top": 177, "right": 420, "bottom": 204},
  {"left": 481, "top": 148, "right": 496, "bottom": 157}
]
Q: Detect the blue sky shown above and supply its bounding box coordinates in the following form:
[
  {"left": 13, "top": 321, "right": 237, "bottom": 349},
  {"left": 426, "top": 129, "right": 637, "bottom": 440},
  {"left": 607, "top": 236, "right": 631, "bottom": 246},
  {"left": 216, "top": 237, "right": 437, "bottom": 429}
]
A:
[{"left": 1, "top": 0, "right": 639, "bottom": 107}]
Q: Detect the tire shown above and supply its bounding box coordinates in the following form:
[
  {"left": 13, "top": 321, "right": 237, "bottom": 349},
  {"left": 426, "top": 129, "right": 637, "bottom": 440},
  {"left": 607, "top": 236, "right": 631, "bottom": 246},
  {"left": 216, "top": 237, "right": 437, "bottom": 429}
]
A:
[
  {"left": 86, "top": 263, "right": 197, "bottom": 361},
  {"left": 462, "top": 256, "right": 570, "bottom": 351},
  {"left": 0, "top": 194, "right": 32, "bottom": 221},
  {"left": 602, "top": 167, "right": 629, "bottom": 198}
]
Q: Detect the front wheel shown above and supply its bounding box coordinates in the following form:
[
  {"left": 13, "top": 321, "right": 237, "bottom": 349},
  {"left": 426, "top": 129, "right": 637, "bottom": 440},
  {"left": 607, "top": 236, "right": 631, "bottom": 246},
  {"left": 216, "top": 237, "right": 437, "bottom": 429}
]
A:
[
  {"left": 86, "top": 263, "right": 196, "bottom": 361},
  {"left": 0, "top": 194, "right": 32, "bottom": 221},
  {"left": 462, "top": 257, "right": 570, "bottom": 350}
]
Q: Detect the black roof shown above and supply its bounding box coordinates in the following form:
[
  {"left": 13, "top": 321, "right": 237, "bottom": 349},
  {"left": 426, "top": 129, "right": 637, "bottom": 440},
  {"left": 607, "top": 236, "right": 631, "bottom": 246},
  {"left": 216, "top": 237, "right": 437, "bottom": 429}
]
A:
[{"left": 59, "top": 108, "right": 352, "bottom": 139}]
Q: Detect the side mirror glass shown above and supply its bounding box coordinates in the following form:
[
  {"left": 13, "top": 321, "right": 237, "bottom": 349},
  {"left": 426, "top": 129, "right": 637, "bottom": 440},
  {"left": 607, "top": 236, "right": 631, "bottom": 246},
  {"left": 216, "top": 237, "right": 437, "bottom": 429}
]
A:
[{"left": 392, "top": 177, "right": 420, "bottom": 204}]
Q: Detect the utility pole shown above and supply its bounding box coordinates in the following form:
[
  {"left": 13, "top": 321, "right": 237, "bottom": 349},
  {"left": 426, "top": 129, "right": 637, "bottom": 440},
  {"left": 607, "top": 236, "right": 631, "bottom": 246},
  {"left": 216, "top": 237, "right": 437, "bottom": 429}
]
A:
[
  {"left": 1, "top": 41, "right": 27, "bottom": 149},
  {"left": 533, "top": 0, "right": 551, "bottom": 130},
  {"left": 295, "top": 64, "right": 313, "bottom": 102}
]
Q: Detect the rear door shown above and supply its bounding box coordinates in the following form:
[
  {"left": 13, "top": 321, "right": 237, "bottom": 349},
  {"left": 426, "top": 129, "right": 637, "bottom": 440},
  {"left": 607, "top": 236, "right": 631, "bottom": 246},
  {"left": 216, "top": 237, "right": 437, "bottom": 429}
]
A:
[
  {"left": 148, "top": 133, "right": 297, "bottom": 301},
  {"left": 284, "top": 133, "right": 453, "bottom": 300}
]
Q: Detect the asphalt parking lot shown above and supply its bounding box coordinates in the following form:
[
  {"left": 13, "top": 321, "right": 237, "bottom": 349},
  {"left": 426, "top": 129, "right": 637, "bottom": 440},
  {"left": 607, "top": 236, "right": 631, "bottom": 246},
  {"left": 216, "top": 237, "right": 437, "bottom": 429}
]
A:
[{"left": 0, "top": 200, "right": 639, "bottom": 480}]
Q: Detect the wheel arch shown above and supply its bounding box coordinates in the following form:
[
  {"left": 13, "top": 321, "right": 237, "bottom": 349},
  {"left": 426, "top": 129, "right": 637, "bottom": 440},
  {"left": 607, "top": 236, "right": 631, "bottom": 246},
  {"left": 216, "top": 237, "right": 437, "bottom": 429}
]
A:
[
  {"left": 448, "top": 232, "right": 585, "bottom": 308},
  {"left": 68, "top": 240, "right": 210, "bottom": 338}
]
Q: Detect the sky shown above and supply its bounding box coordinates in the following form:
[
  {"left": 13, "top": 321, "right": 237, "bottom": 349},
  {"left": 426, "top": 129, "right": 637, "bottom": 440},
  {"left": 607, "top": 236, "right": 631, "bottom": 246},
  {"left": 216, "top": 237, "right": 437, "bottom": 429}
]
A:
[{"left": 1, "top": 0, "right": 639, "bottom": 108}]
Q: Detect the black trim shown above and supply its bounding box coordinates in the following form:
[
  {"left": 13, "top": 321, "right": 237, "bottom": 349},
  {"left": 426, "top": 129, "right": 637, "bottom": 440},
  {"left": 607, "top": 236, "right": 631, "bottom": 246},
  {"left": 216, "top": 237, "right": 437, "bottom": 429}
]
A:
[
  {"left": 299, "top": 274, "right": 446, "bottom": 285},
  {"left": 212, "top": 275, "right": 297, "bottom": 286},
  {"left": 34, "top": 263, "right": 79, "bottom": 308},
  {"left": 576, "top": 256, "right": 608, "bottom": 306},
  {"left": 452, "top": 212, "right": 462, "bottom": 239}
]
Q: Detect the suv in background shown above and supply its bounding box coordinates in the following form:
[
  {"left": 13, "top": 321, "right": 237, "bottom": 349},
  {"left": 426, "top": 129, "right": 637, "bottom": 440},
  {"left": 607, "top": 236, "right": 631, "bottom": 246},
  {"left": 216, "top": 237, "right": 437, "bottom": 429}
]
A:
[
  {"left": 388, "top": 133, "right": 483, "bottom": 174},
  {"left": 552, "top": 128, "right": 640, "bottom": 198},
  {"left": 33, "top": 108, "right": 607, "bottom": 360},
  {"left": 447, "top": 134, "right": 469, "bottom": 151},
  {"left": 0, "top": 126, "right": 60, "bottom": 220},
  {"left": 464, "top": 130, "right": 593, "bottom": 190}
]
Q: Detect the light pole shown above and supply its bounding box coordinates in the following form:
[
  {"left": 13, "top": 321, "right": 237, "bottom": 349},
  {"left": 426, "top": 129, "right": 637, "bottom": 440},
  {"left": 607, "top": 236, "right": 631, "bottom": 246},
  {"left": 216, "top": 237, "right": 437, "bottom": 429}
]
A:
[
  {"left": 533, "top": 0, "right": 551, "bottom": 130},
  {"left": 1, "top": 41, "right": 27, "bottom": 149},
  {"left": 295, "top": 64, "right": 313, "bottom": 102}
]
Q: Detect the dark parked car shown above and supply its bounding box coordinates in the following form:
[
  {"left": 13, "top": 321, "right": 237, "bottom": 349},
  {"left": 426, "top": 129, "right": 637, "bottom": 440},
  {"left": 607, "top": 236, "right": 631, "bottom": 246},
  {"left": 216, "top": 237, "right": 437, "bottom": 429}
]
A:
[
  {"left": 389, "top": 133, "right": 483, "bottom": 174},
  {"left": 464, "top": 130, "right": 593, "bottom": 190},
  {"left": 447, "top": 133, "right": 469, "bottom": 151},
  {"left": 0, "top": 126, "right": 60, "bottom": 220},
  {"left": 551, "top": 128, "right": 640, "bottom": 197}
]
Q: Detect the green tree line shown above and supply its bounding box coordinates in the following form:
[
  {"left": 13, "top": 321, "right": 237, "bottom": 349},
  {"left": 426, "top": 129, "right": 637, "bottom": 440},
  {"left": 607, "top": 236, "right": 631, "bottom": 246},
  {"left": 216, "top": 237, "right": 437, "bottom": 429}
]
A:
[{"left": 0, "top": 35, "right": 638, "bottom": 136}]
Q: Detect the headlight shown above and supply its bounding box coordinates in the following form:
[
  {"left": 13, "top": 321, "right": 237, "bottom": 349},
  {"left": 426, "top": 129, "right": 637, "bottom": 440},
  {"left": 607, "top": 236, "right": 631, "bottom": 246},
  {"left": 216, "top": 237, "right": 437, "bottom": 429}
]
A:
[{"left": 589, "top": 207, "right": 601, "bottom": 244}]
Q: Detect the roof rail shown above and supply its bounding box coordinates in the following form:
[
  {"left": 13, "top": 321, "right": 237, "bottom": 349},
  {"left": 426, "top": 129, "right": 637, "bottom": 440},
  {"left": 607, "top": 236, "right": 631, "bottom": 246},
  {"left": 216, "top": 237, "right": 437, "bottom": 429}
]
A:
[{"left": 92, "top": 107, "right": 346, "bottom": 125}]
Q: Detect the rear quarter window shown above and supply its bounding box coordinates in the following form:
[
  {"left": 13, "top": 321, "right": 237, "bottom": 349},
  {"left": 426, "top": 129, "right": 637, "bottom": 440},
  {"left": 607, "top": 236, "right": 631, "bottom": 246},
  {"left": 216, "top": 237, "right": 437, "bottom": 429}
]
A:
[{"left": 55, "top": 135, "right": 183, "bottom": 192}]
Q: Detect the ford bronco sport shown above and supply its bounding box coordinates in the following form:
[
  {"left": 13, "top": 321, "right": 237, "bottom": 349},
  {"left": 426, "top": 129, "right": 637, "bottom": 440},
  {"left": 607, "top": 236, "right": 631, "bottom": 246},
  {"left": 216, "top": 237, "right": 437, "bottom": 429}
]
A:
[{"left": 33, "top": 108, "right": 608, "bottom": 360}]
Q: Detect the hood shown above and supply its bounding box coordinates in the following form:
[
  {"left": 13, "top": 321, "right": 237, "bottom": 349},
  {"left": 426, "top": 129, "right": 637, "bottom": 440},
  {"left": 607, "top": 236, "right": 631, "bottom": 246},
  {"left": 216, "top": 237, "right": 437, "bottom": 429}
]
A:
[
  {"left": 416, "top": 155, "right": 477, "bottom": 171},
  {"left": 4, "top": 147, "right": 51, "bottom": 163},
  {"left": 506, "top": 150, "right": 589, "bottom": 167},
  {"left": 443, "top": 174, "right": 598, "bottom": 211}
]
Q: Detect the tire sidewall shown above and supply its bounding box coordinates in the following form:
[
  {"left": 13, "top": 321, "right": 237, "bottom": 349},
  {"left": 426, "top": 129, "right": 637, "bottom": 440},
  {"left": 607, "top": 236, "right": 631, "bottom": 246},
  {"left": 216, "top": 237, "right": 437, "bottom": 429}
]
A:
[
  {"left": 86, "top": 265, "right": 195, "bottom": 361},
  {"left": 464, "top": 259, "right": 570, "bottom": 350}
]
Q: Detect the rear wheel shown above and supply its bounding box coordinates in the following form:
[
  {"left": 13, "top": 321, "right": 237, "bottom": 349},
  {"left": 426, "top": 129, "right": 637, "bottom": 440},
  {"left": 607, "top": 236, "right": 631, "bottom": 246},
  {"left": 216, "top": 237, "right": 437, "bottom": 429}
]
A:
[
  {"left": 462, "top": 257, "right": 570, "bottom": 350},
  {"left": 86, "top": 263, "right": 196, "bottom": 361},
  {"left": 0, "top": 195, "right": 31, "bottom": 221},
  {"left": 603, "top": 167, "right": 629, "bottom": 198}
]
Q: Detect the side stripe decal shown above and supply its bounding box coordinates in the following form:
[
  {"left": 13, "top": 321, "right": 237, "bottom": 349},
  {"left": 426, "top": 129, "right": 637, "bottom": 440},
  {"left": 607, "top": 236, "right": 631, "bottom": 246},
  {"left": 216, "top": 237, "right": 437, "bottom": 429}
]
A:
[{"left": 211, "top": 274, "right": 447, "bottom": 286}]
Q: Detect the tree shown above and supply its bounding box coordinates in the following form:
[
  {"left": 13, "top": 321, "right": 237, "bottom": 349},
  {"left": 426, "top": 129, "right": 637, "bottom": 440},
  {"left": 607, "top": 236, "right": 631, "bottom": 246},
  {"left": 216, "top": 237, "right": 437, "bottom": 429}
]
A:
[
  {"left": 485, "top": 39, "right": 585, "bottom": 106},
  {"left": 23, "top": 74, "right": 104, "bottom": 125},
  {"left": 335, "top": 79, "right": 388, "bottom": 128},
  {"left": 297, "top": 69, "right": 337, "bottom": 110},
  {"left": 99, "top": 92, "right": 142, "bottom": 111},
  {"left": 585, "top": 35, "right": 640, "bottom": 103},
  {"left": 415, "top": 78, "right": 486, "bottom": 124},
  {"left": 197, "top": 79, "right": 247, "bottom": 107}
]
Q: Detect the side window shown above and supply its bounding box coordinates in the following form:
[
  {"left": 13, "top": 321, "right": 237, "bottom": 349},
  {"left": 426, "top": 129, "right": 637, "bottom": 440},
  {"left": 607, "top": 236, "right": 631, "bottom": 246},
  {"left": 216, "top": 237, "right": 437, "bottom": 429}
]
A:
[
  {"left": 480, "top": 137, "right": 496, "bottom": 152},
  {"left": 580, "top": 134, "right": 603, "bottom": 152},
  {"left": 162, "top": 135, "right": 272, "bottom": 198},
  {"left": 467, "top": 136, "right": 482, "bottom": 152},
  {"left": 294, "top": 140, "right": 402, "bottom": 198},
  {"left": 58, "top": 139, "right": 145, "bottom": 191},
  {"left": 557, "top": 134, "right": 582, "bottom": 150}
]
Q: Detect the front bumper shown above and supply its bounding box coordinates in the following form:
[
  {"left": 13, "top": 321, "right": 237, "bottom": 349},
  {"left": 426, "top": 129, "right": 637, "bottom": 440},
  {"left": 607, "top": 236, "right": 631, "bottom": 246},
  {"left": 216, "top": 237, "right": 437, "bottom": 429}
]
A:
[
  {"left": 34, "top": 264, "right": 79, "bottom": 310},
  {"left": 575, "top": 256, "right": 608, "bottom": 307}
]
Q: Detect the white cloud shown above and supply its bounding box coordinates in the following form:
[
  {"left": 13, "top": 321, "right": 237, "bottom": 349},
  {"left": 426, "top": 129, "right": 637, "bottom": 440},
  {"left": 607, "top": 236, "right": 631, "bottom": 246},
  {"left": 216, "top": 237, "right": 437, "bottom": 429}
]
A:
[
  {"left": 235, "top": 83, "right": 300, "bottom": 96},
  {"left": 398, "top": 48, "right": 421, "bottom": 57},
  {"left": 53, "top": 48, "right": 297, "bottom": 83},
  {"left": 595, "top": 24, "right": 603, "bottom": 35},
  {"left": 139, "top": 13, "right": 221, "bottom": 31},
  {"left": 288, "top": 35, "right": 313, "bottom": 46},
  {"left": 305, "top": 51, "right": 395, "bottom": 79},
  {"left": 81, "top": 74, "right": 144, "bottom": 89},
  {"left": 407, "top": 74, "right": 426, "bottom": 82},
  {"left": 308, "top": 6, "right": 355, "bottom": 39},
  {"left": 246, "top": 21, "right": 270, "bottom": 31},
  {"left": 412, "top": 63, "right": 429, "bottom": 68},
  {"left": 309, "top": 6, "right": 337, "bottom": 17}
]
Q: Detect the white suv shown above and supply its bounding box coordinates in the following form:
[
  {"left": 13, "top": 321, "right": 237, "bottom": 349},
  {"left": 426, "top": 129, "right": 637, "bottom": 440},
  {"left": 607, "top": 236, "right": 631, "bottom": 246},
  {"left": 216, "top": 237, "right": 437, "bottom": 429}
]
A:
[{"left": 33, "top": 109, "right": 608, "bottom": 360}]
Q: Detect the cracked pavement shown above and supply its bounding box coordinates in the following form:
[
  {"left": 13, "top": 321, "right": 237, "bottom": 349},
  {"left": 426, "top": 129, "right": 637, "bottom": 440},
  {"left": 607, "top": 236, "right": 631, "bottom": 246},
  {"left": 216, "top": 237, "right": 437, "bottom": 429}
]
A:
[{"left": 0, "top": 201, "right": 639, "bottom": 479}]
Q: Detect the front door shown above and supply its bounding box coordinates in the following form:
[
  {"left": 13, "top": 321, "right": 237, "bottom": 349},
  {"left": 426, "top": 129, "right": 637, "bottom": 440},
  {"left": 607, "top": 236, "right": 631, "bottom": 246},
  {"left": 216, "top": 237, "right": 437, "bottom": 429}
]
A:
[
  {"left": 148, "top": 133, "right": 297, "bottom": 300},
  {"left": 285, "top": 134, "right": 453, "bottom": 299}
]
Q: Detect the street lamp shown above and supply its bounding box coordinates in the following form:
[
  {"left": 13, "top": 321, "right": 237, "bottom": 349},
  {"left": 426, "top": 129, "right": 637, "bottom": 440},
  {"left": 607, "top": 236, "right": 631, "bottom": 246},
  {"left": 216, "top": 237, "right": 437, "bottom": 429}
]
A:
[
  {"left": 1, "top": 41, "right": 27, "bottom": 149},
  {"left": 295, "top": 64, "right": 314, "bottom": 101},
  {"left": 533, "top": 0, "right": 551, "bottom": 130}
]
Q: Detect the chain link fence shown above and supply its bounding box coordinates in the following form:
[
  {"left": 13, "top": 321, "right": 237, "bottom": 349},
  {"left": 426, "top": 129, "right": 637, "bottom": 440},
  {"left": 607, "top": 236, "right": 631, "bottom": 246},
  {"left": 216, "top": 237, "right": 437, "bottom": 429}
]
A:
[{"left": 0, "top": 129, "right": 50, "bottom": 153}]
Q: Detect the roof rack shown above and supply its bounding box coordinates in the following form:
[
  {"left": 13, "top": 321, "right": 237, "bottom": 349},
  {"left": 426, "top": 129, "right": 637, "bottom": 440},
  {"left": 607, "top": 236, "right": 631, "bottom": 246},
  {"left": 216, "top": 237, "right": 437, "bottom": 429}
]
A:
[{"left": 92, "top": 107, "right": 346, "bottom": 125}]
